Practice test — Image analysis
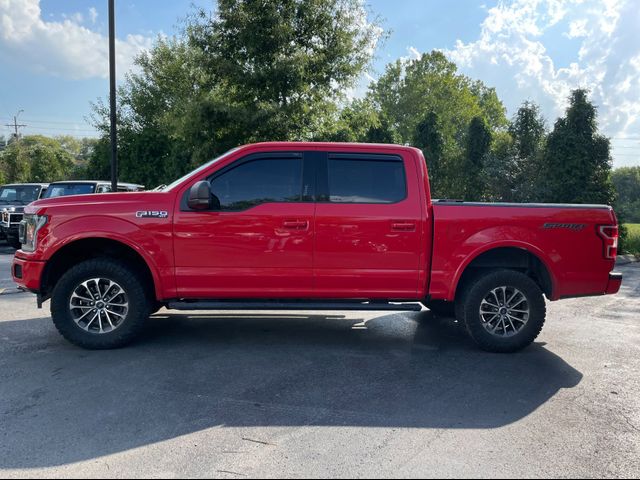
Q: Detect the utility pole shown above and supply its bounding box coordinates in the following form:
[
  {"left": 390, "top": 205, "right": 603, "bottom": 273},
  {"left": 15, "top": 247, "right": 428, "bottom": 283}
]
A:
[
  {"left": 109, "top": 0, "right": 118, "bottom": 191},
  {"left": 5, "top": 109, "right": 25, "bottom": 139}
]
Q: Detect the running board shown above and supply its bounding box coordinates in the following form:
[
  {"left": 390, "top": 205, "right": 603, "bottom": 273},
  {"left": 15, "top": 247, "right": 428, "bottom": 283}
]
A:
[{"left": 167, "top": 300, "right": 424, "bottom": 312}]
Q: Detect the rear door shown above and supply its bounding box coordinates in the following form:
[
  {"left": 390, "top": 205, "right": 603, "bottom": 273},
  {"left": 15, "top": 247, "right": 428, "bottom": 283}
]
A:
[{"left": 313, "top": 151, "right": 424, "bottom": 299}]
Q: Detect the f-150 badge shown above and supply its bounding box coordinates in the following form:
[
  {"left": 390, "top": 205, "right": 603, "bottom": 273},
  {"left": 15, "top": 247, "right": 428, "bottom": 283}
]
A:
[{"left": 136, "top": 211, "right": 169, "bottom": 219}]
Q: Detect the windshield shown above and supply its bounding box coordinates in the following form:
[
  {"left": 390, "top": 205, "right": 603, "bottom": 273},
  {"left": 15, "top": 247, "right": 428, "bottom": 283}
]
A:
[
  {"left": 44, "top": 183, "right": 95, "bottom": 198},
  {"left": 0, "top": 185, "right": 42, "bottom": 205},
  {"left": 163, "top": 148, "right": 240, "bottom": 191}
]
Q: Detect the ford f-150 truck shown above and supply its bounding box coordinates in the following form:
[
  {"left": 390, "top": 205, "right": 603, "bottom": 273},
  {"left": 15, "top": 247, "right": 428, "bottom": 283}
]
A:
[{"left": 12, "top": 142, "right": 622, "bottom": 352}]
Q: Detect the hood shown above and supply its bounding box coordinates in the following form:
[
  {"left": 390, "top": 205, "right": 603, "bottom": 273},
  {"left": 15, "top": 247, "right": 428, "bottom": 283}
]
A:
[
  {"left": 0, "top": 204, "right": 27, "bottom": 213},
  {"left": 25, "top": 191, "right": 169, "bottom": 215}
]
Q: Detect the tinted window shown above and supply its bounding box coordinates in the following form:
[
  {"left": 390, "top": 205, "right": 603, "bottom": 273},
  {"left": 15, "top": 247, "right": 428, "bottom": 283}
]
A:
[
  {"left": 210, "top": 158, "right": 303, "bottom": 211},
  {"left": 327, "top": 158, "right": 406, "bottom": 203},
  {"left": 44, "top": 184, "right": 95, "bottom": 198}
]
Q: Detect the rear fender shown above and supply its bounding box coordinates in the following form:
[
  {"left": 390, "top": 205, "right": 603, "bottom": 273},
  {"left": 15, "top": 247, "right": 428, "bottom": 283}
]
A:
[{"left": 445, "top": 227, "right": 558, "bottom": 301}]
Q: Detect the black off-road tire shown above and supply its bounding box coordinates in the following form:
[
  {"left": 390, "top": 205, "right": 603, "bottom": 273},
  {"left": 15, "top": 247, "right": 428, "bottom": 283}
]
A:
[
  {"left": 51, "top": 258, "right": 151, "bottom": 349},
  {"left": 462, "top": 269, "right": 546, "bottom": 353}
]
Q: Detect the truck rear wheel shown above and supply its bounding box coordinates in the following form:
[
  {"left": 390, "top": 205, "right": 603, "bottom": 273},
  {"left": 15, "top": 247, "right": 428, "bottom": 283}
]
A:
[
  {"left": 51, "top": 258, "right": 151, "bottom": 349},
  {"left": 461, "top": 269, "right": 546, "bottom": 353}
]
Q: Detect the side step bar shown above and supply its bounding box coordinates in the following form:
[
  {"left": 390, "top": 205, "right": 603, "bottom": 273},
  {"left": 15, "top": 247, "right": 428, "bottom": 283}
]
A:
[{"left": 167, "top": 300, "right": 424, "bottom": 312}]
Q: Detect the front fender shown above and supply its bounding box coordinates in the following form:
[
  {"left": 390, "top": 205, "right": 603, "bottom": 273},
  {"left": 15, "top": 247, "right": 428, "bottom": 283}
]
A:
[{"left": 38, "top": 215, "right": 175, "bottom": 300}]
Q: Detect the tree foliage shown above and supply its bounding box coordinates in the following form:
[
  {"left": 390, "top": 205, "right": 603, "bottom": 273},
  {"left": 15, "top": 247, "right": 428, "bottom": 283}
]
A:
[
  {"left": 542, "top": 89, "right": 614, "bottom": 205},
  {"left": 0, "top": 135, "right": 86, "bottom": 184},
  {"left": 366, "top": 51, "right": 506, "bottom": 199},
  {"left": 611, "top": 167, "right": 640, "bottom": 223},
  {"left": 89, "top": 0, "right": 383, "bottom": 187}
]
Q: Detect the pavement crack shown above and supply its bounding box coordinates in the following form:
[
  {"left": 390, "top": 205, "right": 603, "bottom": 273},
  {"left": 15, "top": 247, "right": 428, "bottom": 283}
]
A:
[
  {"left": 217, "top": 470, "right": 247, "bottom": 476},
  {"left": 241, "top": 437, "right": 276, "bottom": 446}
]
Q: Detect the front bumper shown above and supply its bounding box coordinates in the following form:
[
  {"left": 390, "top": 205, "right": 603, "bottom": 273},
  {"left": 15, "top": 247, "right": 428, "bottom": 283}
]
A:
[
  {"left": 605, "top": 272, "right": 623, "bottom": 295},
  {"left": 12, "top": 256, "right": 46, "bottom": 293}
]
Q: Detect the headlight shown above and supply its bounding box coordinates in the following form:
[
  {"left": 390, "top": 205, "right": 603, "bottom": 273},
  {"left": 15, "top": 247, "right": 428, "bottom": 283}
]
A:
[{"left": 19, "top": 214, "right": 48, "bottom": 252}]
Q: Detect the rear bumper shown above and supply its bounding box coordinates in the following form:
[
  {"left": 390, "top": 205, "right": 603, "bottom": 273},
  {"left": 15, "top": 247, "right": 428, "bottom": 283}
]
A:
[
  {"left": 605, "top": 272, "right": 623, "bottom": 295},
  {"left": 12, "top": 256, "right": 46, "bottom": 293}
]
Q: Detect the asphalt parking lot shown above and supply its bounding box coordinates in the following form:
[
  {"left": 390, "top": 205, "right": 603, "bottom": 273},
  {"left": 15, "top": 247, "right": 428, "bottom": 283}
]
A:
[{"left": 0, "top": 245, "right": 639, "bottom": 478}]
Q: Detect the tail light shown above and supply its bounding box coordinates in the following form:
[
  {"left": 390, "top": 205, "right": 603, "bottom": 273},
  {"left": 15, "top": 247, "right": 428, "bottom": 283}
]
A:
[{"left": 597, "top": 225, "right": 618, "bottom": 260}]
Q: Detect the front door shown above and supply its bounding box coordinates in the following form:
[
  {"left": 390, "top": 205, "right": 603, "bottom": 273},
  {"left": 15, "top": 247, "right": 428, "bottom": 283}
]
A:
[
  {"left": 313, "top": 151, "right": 424, "bottom": 299},
  {"left": 173, "top": 152, "right": 315, "bottom": 298}
]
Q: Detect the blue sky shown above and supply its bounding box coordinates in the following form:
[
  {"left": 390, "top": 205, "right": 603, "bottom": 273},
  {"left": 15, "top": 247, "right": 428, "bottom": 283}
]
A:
[{"left": 1, "top": 0, "right": 639, "bottom": 167}]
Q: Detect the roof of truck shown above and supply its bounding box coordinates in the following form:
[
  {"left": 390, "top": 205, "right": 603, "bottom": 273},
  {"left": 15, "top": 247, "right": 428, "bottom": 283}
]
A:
[
  {"left": 0, "top": 183, "right": 49, "bottom": 188},
  {"left": 47, "top": 180, "right": 143, "bottom": 186}
]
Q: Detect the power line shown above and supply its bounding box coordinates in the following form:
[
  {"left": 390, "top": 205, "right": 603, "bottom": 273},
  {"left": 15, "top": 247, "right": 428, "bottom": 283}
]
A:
[
  {"left": 23, "top": 125, "right": 99, "bottom": 133},
  {"left": 5, "top": 118, "right": 93, "bottom": 126},
  {"left": 4, "top": 110, "right": 26, "bottom": 138}
]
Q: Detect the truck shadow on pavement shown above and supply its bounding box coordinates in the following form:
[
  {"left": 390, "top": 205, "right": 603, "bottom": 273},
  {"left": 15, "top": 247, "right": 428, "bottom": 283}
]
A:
[{"left": 0, "top": 310, "right": 583, "bottom": 468}]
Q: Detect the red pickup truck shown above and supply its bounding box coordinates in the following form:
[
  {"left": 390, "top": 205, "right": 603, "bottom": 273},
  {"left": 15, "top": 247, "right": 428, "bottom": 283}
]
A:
[{"left": 12, "top": 142, "right": 622, "bottom": 352}]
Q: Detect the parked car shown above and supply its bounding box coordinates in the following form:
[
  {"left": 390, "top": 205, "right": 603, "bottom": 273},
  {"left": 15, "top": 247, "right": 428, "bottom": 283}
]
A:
[
  {"left": 0, "top": 183, "right": 49, "bottom": 249},
  {"left": 12, "top": 142, "right": 622, "bottom": 352},
  {"left": 42, "top": 181, "right": 145, "bottom": 199}
]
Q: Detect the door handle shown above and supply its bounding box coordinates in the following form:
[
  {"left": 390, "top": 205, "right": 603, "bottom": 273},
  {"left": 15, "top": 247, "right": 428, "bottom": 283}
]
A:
[
  {"left": 283, "top": 220, "right": 309, "bottom": 230},
  {"left": 391, "top": 221, "right": 416, "bottom": 232}
]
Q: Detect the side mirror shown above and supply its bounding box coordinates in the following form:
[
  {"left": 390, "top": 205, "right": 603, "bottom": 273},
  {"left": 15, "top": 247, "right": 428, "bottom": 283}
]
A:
[{"left": 187, "top": 181, "right": 212, "bottom": 210}]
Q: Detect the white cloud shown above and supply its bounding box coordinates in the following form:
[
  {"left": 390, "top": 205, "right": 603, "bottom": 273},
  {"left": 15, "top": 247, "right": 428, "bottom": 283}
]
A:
[
  {"left": 444, "top": 0, "right": 640, "bottom": 166},
  {"left": 89, "top": 7, "right": 98, "bottom": 25},
  {"left": 565, "top": 19, "right": 588, "bottom": 38},
  {"left": 0, "top": 0, "right": 154, "bottom": 80}
]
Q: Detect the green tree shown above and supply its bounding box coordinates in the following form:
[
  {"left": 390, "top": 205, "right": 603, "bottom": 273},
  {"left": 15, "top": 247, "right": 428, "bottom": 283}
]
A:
[
  {"left": 484, "top": 130, "right": 516, "bottom": 201},
  {"left": 485, "top": 101, "right": 547, "bottom": 202},
  {"left": 0, "top": 142, "right": 31, "bottom": 183},
  {"left": 367, "top": 51, "right": 506, "bottom": 198},
  {"left": 369, "top": 51, "right": 506, "bottom": 142},
  {"left": 462, "top": 116, "right": 492, "bottom": 200},
  {"left": 29, "top": 144, "right": 74, "bottom": 183},
  {"left": 611, "top": 167, "right": 640, "bottom": 223},
  {"left": 414, "top": 111, "right": 444, "bottom": 196},
  {"left": 91, "top": 0, "right": 383, "bottom": 187},
  {"left": 325, "top": 98, "right": 387, "bottom": 143},
  {"left": 542, "top": 89, "right": 614, "bottom": 205},
  {"left": 0, "top": 135, "right": 75, "bottom": 183},
  {"left": 508, "top": 101, "right": 546, "bottom": 202}
]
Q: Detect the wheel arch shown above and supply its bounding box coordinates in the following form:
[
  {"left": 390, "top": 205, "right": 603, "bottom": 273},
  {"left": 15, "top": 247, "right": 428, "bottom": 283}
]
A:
[
  {"left": 41, "top": 237, "right": 161, "bottom": 302},
  {"left": 452, "top": 244, "right": 556, "bottom": 302}
]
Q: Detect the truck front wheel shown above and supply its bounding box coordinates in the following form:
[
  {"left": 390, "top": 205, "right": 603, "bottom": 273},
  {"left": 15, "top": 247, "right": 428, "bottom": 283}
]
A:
[
  {"left": 51, "top": 258, "right": 151, "bottom": 349},
  {"left": 461, "top": 270, "right": 546, "bottom": 353}
]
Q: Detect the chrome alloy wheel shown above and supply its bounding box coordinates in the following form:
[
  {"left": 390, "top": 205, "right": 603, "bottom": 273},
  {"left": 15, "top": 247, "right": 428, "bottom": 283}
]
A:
[
  {"left": 69, "top": 278, "right": 129, "bottom": 334},
  {"left": 479, "top": 286, "right": 530, "bottom": 337}
]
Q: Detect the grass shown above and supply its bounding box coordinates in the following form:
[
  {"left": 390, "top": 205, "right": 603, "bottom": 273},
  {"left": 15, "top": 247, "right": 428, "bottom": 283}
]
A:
[{"left": 623, "top": 223, "right": 640, "bottom": 256}]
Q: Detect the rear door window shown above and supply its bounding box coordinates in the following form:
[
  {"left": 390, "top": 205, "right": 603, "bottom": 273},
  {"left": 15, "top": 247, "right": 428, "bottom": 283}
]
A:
[{"left": 326, "top": 156, "right": 406, "bottom": 203}]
